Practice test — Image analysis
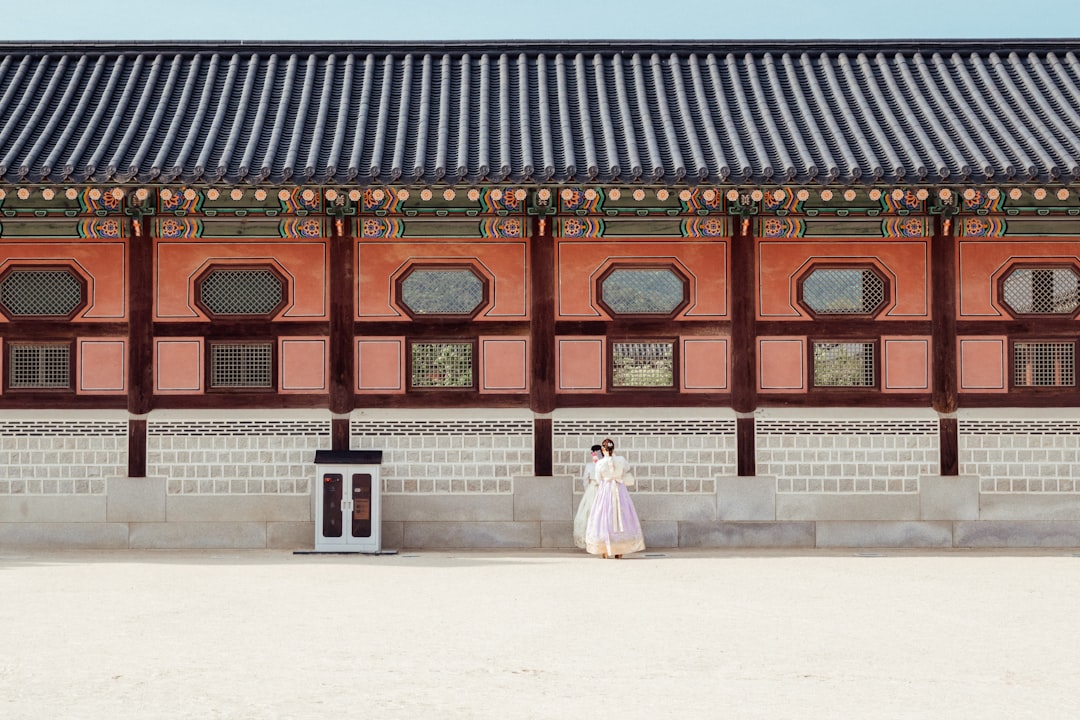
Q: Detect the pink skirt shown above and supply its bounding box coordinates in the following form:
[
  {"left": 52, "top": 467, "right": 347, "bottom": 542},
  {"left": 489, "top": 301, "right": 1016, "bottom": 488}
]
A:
[{"left": 585, "top": 479, "right": 645, "bottom": 556}]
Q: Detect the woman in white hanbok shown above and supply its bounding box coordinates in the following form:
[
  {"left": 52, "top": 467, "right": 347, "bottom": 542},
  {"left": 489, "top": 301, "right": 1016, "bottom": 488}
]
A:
[
  {"left": 585, "top": 438, "right": 645, "bottom": 558},
  {"left": 573, "top": 445, "right": 601, "bottom": 549}
]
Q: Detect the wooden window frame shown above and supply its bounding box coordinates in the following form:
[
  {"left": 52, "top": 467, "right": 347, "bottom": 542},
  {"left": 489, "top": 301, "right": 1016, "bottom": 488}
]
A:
[
  {"left": 406, "top": 338, "right": 479, "bottom": 391},
  {"left": 0, "top": 264, "right": 89, "bottom": 321},
  {"left": 595, "top": 263, "right": 691, "bottom": 320},
  {"left": 3, "top": 339, "right": 76, "bottom": 392},
  {"left": 809, "top": 339, "right": 880, "bottom": 390},
  {"left": 796, "top": 264, "right": 890, "bottom": 320}
]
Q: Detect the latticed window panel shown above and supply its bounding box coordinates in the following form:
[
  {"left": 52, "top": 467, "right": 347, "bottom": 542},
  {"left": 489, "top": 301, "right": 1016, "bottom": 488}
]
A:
[
  {"left": 411, "top": 342, "right": 474, "bottom": 388},
  {"left": 9, "top": 343, "right": 71, "bottom": 388},
  {"left": 813, "top": 342, "right": 876, "bottom": 387},
  {"left": 1014, "top": 342, "right": 1075, "bottom": 387},
  {"left": 400, "top": 268, "right": 484, "bottom": 315},
  {"left": 0, "top": 269, "right": 82, "bottom": 316},
  {"left": 612, "top": 342, "right": 674, "bottom": 387},
  {"left": 601, "top": 268, "right": 686, "bottom": 315},
  {"left": 1002, "top": 267, "right": 1080, "bottom": 315},
  {"left": 802, "top": 268, "right": 885, "bottom": 315},
  {"left": 209, "top": 343, "right": 273, "bottom": 388},
  {"left": 200, "top": 269, "right": 284, "bottom": 316}
]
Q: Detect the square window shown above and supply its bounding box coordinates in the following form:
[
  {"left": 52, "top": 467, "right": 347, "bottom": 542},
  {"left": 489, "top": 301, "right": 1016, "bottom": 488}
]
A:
[
  {"left": 410, "top": 342, "right": 475, "bottom": 388},
  {"left": 813, "top": 342, "right": 876, "bottom": 387},
  {"left": 1013, "top": 341, "right": 1075, "bottom": 387},
  {"left": 612, "top": 342, "right": 674, "bottom": 388},
  {"left": 8, "top": 343, "right": 72, "bottom": 389},
  {"left": 209, "top": 342, "right": 273, "bottom": 389}
]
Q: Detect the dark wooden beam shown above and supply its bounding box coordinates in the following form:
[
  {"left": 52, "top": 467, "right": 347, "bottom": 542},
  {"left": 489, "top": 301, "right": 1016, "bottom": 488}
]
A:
[
  {"left": 730, "top": 221, "right": 756, "bottom": 414},
  {"left": 128, "top": 215, "right": 154, "bottom": 416},
  {"left": 328, "top": 216, "right": 355, "bottom": 414},
  {"left": 737, "top": 416, "right": 756, "bottom": 476},
  {"left": 530, "top": 214, "right": 555, "bottom": 415},
  {"left": 931, "top": 214, "right": 958, "bottom": 414},
  {"left": 128, "top": 418, "right": 147, "bottom": 478},
  {"left": 533, "top": 417, "right": 552, "bottom": 476},
  {"left": 332, "top": 417, "right": 350, "bottom": 452},
  {"left": 939, "top": 416, "right": 959, "bottom": 476}
]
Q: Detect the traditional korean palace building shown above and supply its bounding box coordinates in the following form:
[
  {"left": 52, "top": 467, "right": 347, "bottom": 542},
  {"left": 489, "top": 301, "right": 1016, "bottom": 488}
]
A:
[{"left": 2, "top": 39, "right": 1080, "bottom": 549}]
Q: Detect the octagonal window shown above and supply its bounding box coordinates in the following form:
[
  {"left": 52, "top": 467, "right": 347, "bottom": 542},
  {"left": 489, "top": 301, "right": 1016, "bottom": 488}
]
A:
[
  {"left": 800, "top": 267, "right": 887, "bottom": 316},
  {"left": 399, "top": 266, "right": 486, "bottom": 317},
  {"left": 1001, "top": 266, "right": 1080, "bottom": 316},
  {"left": 0, "top": 268, "right": 85, "bottom": 318},
  {"left": 198, "top": 267, "right": 286, "bottom": 317},
  {"left": 598, "top": 266, "right": 688, "bottom": 317}
]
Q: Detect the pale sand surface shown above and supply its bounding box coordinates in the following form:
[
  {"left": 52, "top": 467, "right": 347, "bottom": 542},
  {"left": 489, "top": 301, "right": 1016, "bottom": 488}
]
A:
[{"left": 2, "top": 549, "right": 1079, "bottom": 719}]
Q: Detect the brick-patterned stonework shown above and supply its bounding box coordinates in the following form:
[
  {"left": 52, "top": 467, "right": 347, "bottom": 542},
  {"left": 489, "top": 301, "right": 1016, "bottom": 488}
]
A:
[
  {"left": 553, "top": 415, "right": 737, "bottom": 493},
  {"left": 0, "top": 419, "right": 126, "bottom": 494},
  {"left": 756, "top": 418, "right": 938, "bottom": 493},
  {"left": 148, "top": 419, "right": 329, "bottom": 494},
  {"left": 351, "top": 415, "right": 534, "bottom": 494},
  {"left": 960, "top": 419, "right": 1080, "bottom": 493}
]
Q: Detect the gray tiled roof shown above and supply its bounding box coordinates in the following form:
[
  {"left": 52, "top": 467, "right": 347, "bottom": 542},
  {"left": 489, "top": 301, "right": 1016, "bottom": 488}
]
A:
[{"left": 1, "top": 40, "right": 1079, "bottom": 187}]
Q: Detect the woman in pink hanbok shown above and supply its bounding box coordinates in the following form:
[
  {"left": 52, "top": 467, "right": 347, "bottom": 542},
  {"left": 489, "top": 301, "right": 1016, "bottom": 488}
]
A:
[{"left": 585, "top": 438, "right": 645, "bottom": 558}]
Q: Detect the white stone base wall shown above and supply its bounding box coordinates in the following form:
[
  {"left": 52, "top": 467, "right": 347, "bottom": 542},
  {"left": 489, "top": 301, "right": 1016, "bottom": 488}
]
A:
[
  {"left": 3, "top": 408, "right": 1080, "bottom": 549},
  {"left": 959, "top": 411, "right": 1080, "bottom": 493},
  {"left": 350, "top": 409, "right": 534, "bottom": 494},
  {"left": 756, "top": 409, "right": 938, "bottom": 493},
  {"left": 553, "top": 409, "right": 737, "bottom": 493},
  {"left": 0, "top": 413, "right": 127, "bottom": 495},
  {"left": 148, "top": 412, "right": 329, "bottom": 495}
]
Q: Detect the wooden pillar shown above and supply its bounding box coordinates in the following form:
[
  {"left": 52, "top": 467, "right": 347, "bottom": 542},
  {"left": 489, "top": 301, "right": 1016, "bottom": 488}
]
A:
[
  {"left": 328, "top": 213, "right": 355, "bottom": 420},
  {"left": 127, "top": 212, "right": 154, "bottom": 477},
  {"left": 530, "top": 213, "right": 556, "bottom": 476},
  {"left": 932, "top": 211, "right": 959, "bottom": 475},
  {"left": 730, "top": 213, "right": 757, "bottom": 475}
]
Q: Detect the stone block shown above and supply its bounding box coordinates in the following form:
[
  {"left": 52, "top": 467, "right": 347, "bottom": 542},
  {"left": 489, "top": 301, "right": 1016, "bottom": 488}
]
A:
[
  {"left": 107, "top": 476, "right": 166, "bottom": 522},
  {"left": 166, "top": 495, "right": 311, "bottom": 522},
  {"left": 380, "top": 521, "right": 404, "bottom": 550},
  {"left": 382, "top": 494, "right": 513, "bottom": 522},
  {"left": 776, "top": 493, "right": 918, "bottom": 521},
  {"left": 716, "top": 476, "right": 776, "bottom": 521},
  {"left": 541, "top": 521, "right": 574, "bottom": 548},
  {"left": 0, "top": 522, "right": 128, "bottom": 549},
  {"left": 816, "top": 521, "right": 954, "bottom": 548},
  {"left": 0, "top": 495, "right": 107, "bottom": 523},
  {"left": 129, "top": 522, "right": 267, "bottom": 549},
  {"left": 513, "top": 475, "right": 573, "bottom": 522},
  {"left": 631, "top": 493, "right": 716, "bottom": 522},
  {"left": 954, "top": 521, "right": 1080, "bottom": 548},
  {"left": 979, "top": 494, "right": 1080, "bottom": 522},
  {"left": 401, "top": 521, "right": 540, "bottom": 548},
  {"left": 920, "top": 475, "right": 978, "bottom": 521},
  {"left": 641, "top": 521, "right": 678, "bottom": 548},
  {"left": 267, "top": 521, "right": 314, "bottom": 549},
  {"left": 678, "top": 521, "right": 815, "bottom": 548}
]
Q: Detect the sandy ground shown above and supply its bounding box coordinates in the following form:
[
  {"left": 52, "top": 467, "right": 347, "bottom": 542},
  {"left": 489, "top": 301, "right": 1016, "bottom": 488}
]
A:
[{"left": 2, "top": 549, "right": 1079, "bottom": 719}]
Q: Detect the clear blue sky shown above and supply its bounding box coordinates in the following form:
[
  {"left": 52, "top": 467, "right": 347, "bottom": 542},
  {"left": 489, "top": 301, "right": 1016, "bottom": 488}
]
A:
[{"left": 2, "top": 0, "right": 1078, "bottom": 41}]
